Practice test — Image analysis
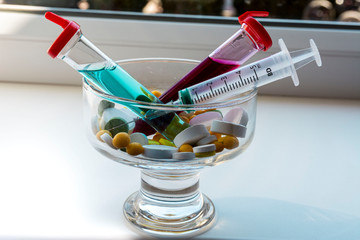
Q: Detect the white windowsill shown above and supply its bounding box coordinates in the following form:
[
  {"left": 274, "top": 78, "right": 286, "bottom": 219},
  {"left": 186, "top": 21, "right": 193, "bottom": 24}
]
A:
[{"left": 1, "top": 81, "right": 359, "bottom": 239}]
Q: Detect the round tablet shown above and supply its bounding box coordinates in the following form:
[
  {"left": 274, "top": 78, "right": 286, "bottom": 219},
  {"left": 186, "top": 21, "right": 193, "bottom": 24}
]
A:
[
  {"left": 193, "top": 144, "right": 216, "bottom": 153},
  {"left": 173, "top": 124, "right": 210, "bottom": 147},
  {"left": 196, "top": 135, "right": 217, "bottom": 146},
  {"left": 210, "top": 120, "right": 247, "bottom": 138},
  {"left": 143, "top": 145, "right": 178, "bottom": 159},
  {"left": 172, "top": 152, "right": 196, "bottom": 160},
  {"left": 189, "top": 111, "right": 223, "bottom": 127},
  {"left": 130, "top": 132, "right": 148, "bottom": 145}
]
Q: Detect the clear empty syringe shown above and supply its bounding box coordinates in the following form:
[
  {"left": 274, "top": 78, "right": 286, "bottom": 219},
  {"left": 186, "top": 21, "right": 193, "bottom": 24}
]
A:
[{"left": 177, "top": 39, "right": 322, "bottom": 105}]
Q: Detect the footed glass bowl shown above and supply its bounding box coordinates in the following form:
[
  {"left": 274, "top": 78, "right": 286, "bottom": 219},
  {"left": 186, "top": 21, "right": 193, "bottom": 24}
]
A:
[{"left": 83, "top": 58, "right": 257, "bottom": 238}]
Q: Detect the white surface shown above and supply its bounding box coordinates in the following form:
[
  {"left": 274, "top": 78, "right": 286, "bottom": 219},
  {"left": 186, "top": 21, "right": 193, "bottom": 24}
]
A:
[{"left": 0, "top": 82, "right": 359, "bottom": 239}]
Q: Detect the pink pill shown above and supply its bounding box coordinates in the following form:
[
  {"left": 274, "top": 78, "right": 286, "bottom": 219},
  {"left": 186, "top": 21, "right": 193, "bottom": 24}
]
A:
[{"left": 189, "top": 111, "right": 222, "bottom": 126}]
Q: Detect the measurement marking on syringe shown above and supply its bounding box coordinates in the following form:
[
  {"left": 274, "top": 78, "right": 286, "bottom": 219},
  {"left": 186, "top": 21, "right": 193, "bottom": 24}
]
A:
[
  {"left": 253, "top": 69, "right": 259, "bottom": 80},
  {"left": 209, "top": 86, "right": 215, "bottom": 97}
]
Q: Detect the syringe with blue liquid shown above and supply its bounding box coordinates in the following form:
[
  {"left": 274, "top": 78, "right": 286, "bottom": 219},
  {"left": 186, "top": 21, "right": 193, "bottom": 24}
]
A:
[{"left": 174, "top": 38, "right": 322, "bottom": 105}]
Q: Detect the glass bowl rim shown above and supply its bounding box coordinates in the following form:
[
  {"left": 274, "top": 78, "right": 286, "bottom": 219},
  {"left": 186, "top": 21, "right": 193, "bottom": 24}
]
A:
[{"left": 82, "top": 58, "right": 257, "bottom": 111}]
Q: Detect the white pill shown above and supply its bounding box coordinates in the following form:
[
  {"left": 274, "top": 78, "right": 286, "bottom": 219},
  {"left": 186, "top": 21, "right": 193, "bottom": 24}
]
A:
[
  {"left": 193, "top": 144, "right": 216, "bottom": 153},
  {"left": 173, "top": 124, "right": 210, "bottom": 147},
  {"left": 210, "top": 120, "right": 247, "bottom": 138},
  {"left": 100, "top": 133, "right": 116, "bottom": 149},
  {"left": 223, "top": 107, "right": 248, "bottom": 126},
  {"left": 172, "top": 152, "right": 196, "bottom": 160},
  {"left": 196, "top": 135, "right": 217, "bottom": 146},
  {"left": 189, "top": 111, "right": 222, "bottom": 127},
  {"left": 130, "top": 132, "right": 148, "bottom": 145},
  {"left": 143, "top": 145, "right": 178, "bottom": 159}
]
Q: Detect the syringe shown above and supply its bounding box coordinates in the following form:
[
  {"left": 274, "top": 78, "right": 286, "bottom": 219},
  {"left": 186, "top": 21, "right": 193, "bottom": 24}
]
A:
[{"left": 176, "top": 39, "right": 322, "bottom": 105}]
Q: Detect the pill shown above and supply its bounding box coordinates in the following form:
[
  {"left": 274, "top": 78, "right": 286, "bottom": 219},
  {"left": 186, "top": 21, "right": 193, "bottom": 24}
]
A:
[
  {"left": 210, "top": 120, "right": 247, "bottom": 138},
  {"left": 126, "top": 142, "right": 144, "bottom": 156},
  {"left": 112, "top": 132, "right": 131, "bottom": 149},
  {"left": 222, "top": 136, "right": 239, "bottom": 149},
  {"left": 98, "top": 99, "right": 115, "bottom": 116},
  {"left": 189, "top": 111, "right": 223, "bottom": 127},
  {"left": 152, "top": 132, "right": 165, "bottom": 142},
  {"left": 143, "top": 145, "right": 178, "bottom": 159},
  {"left": 173, "top": 124, "right": 210, "bottom": 147},
  {"left": 193, "top": 144, "right": 216, "bottom": 157},
  {"left": 151, "top": 90, "right": 162, "bottom": 98},
  {"left": 193, "top": 144, "right": 216, "bottom": 153},
  {"left": 159, "top": 138, "right": 176, "bottom": 147},
  {"left": 100, "top": 108, "right": 135, "bottom": 134},
  {"left": 130, "top": 132, "right": 148, "bottom": 145},
  {"left": 96, "top": 130, "right": 112, "bottom": 142},
  {"left": 178, "top": 144, "right": 193, "bottom": 152},
  {"left": 196, "top": 135, "right": 217, "bottom": 146},
  {"left": 213, "top": 141, "right": 224, "bottom": 152},
  {"left": 100, "top": 132, "right": 116, "bottom": 149},
  {"left": 172, "top": 152, "right": 196, "bottom": 160},
  {"left": 148, "top": 140, "right": 160, "bottom": 145},
  {"left": 195, "top": 151, "right": 216, "bottom": 157},
  {"left": 223, "top": 107, "right": 249, "bottom": 126}
]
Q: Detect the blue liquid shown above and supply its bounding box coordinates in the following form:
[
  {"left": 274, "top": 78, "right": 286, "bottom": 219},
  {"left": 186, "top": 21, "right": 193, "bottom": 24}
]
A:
[{"left": 80, "top": 64, "right": 189, "bottom": 140}]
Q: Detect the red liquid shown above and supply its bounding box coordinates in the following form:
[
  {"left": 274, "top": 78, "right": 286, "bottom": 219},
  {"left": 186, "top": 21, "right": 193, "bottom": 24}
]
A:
[
  {"left": 133, "top": 57, "right": 239, "bottom": 135},
  {"left": 159, "top": 57, "right": 240, "bottom": 103}
]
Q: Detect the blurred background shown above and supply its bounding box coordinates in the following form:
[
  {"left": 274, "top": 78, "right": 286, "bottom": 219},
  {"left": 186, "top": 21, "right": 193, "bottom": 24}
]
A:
[{"left": 1, "top": 0, "right": 360, "bottom": 22}]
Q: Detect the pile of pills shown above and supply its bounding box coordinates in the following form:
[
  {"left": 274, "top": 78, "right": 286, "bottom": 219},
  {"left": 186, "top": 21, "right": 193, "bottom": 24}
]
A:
[{"left": 92, "top": 98, "right": 249, "bottom": 161}]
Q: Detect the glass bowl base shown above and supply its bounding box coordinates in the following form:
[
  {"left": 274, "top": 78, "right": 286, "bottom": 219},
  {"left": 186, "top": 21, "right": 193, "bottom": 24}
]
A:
[{"left": 123, "top": 191, "right": 216, "bottom": 238}]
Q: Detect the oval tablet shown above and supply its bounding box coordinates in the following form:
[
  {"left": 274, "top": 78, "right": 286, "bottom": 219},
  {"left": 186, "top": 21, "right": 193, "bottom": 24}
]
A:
[
  {"left": 173, "top": 124, "right": 210, "bottom": 147},
  {"left": 143, "top": 145, "right": 178, "bottom": 159},
  {"left": 189, "top": 111, "right": 222, "bottom": 127},
  {"left": 210, "top": 120, "right": 247, "bottom": 138}
]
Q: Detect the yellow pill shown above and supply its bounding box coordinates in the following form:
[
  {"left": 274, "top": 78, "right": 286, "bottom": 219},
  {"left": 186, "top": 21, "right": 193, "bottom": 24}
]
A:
[
  {"left": 179, "top": 144, "right": 193, "bottom": 152},
  {"left": 112, "top": 132, "right": 130, "bottom": 149},
  {"left": 195, "top": 151, "right": 216, "bottom": 157},
  {"left": 223, "top": 136, "right": 239, "bottom": 149},
  {"left": 209, "top": 131, "right": 222, "bottom": 140},
  {"left": 159, "top": 138, "right": 176, "bottom": 147},
  {"left": 151, "top": 90, "right": 162, "bottom": 98},
  {"left": 126, "top": 142, "right": 144, "bottom": 156},
  {"left": 214, "top": 141, "right": 224, "bottom": 153},
  {"left": 96, "top": 130, "right": 112, "bottom": 142},
  {"left": 148, "top": 140, "right": 160, "bottom": 145},
  {"left": 153, "top": 132, "right": 165, "bottom": 142}
]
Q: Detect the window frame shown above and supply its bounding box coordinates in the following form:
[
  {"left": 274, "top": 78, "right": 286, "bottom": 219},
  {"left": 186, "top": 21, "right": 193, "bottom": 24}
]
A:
[{"left": 0, "top": 4, "right": 359, "bottom": 99}]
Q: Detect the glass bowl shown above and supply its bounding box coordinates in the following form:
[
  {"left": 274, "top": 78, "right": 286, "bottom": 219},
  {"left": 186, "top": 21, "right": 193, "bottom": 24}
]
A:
[{"left": 83, "top": 58, "right": 257, "bottom": 238}]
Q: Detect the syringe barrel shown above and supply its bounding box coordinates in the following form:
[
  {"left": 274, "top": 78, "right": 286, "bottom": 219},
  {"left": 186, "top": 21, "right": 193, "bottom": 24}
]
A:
[{"left": 178, "top": 52, "right": 292, "bottom": 105}]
